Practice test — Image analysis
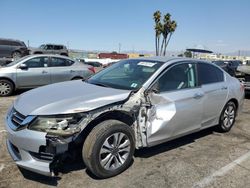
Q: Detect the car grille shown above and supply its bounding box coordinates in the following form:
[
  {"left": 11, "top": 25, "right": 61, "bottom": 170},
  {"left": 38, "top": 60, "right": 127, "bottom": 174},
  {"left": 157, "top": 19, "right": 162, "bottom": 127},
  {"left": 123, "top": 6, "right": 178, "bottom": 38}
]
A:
[
  {"left": 8, "top": 108, "right": 35, "bottom": 131},
  {"left": 11, "top": 109, "right": 26, "bottom": 128},
  {"left": 30, "top": 151, "right": 54, "bottom": 162}
]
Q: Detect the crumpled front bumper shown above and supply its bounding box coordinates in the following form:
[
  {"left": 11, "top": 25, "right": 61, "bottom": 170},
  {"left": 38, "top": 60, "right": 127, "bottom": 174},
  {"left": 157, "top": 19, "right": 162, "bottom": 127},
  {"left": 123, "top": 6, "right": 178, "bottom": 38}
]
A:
[
  {"left": 6, "top": 139, "right": 52, "bottom": 176},
  {"left": 5, "top": 115, "right": 56, "bottom": 176}
]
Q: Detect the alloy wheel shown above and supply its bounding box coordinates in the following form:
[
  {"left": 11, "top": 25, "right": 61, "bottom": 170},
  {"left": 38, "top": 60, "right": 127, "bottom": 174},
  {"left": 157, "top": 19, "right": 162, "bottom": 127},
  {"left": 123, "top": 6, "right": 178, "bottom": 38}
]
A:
[
  {"left": 99, "top": 132, "right": 131, "bottom": 170},
  {"left": 223, "top": 105, "right": 235, "bottom": 128}
]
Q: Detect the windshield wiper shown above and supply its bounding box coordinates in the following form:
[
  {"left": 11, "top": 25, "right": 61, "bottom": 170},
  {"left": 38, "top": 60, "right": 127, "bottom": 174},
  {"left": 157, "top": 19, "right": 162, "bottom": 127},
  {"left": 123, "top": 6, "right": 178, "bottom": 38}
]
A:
[
  {"left": 84, "top": 80, "right": 110, "bottom": 88},
  {"left": 92, "top": 82, "right": 110, "bottom": 88}
]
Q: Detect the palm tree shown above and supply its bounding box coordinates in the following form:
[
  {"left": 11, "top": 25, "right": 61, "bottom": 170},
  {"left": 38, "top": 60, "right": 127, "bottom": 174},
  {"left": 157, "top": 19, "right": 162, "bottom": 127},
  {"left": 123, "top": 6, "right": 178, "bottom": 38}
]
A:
[
  {"left": 163, "top": 20, "right": 177, "bottom": 56},
  {"left": 160, "top": 13, "right": 171, "bottom": 55},
  {"left": 153, "top": 11, "right": 177, "bottom": 56},
  {"left": 153, "top": 11, "right": 161, "bottom": 56}
]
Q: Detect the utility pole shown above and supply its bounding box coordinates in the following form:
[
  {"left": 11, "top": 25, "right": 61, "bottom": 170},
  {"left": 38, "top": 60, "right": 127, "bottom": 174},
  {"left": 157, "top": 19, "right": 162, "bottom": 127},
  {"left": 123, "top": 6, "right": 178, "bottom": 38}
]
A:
[
  {"left": 118, "top": 43, "right": 121, "bottom": 53},
  {"left": 67, "top": 41, "right": 70, "bottom": 49}
]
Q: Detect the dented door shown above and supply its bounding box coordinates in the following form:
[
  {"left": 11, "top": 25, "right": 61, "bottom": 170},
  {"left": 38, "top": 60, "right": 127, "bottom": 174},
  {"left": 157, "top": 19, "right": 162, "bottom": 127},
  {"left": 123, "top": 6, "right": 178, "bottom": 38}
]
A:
[{"left": 146, "top": 62, "right": 203, "bottom": 146}]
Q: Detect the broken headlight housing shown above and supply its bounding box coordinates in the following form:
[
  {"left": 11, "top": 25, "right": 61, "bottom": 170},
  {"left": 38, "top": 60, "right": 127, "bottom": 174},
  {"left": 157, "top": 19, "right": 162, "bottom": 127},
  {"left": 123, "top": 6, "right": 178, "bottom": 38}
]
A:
[{"left": 28, "top": 113, "right": 85, "bottom": 136}]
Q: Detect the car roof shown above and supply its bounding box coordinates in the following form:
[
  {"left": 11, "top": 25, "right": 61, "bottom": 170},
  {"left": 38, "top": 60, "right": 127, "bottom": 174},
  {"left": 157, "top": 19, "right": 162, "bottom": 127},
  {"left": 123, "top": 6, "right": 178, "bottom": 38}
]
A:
[
  {"left": 0, "top": 38, "right": 24, "bottom": 42},
  {"left": 23, "top": 54, "right": 73, "bottom": 60},
  {"left": 129, "top": 56, "right": 210, "bottom": 64}
]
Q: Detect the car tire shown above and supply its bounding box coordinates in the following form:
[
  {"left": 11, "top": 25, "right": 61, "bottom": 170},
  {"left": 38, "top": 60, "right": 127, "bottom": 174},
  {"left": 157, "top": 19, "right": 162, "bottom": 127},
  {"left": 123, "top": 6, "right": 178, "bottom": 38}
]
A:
[
  {"left": 82, "top": 120, "right": 135, "bottom": 178},
  {"left": 72, "top": 77, "right": 83, "bottom": 80},
  {"left": 0, "top": 79, "right": 14, "bottom": 96},
  {"left": 12, "top": 51, "right": 22, "bottom": 60},
  {"left": 217, "top": 101, "right": 237, "bottom": 132}
]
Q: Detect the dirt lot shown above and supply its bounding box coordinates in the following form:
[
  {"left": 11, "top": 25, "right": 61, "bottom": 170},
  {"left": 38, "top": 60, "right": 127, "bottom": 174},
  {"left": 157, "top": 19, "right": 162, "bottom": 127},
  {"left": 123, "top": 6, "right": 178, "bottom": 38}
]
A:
[{"left": 0, "top": 92, "right": 250, "bottom": 188}]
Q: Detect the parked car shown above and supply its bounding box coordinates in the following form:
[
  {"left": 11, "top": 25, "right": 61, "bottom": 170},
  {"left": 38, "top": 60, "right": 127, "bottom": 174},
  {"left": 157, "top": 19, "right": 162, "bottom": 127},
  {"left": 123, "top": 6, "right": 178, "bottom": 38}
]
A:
[
  {"left": 212, "top": 60, "right": 242, "bottom": 77},
  {"left": 0, "top": 38, "right": 29, "bottom": 60},
  {"left": 0, "top": 54, "right": 94, "bottom": 96},
  {"left": 29, "top": 44, "right": 68, "bottom": 56},
  {"left": 237, "top": 65, "right": 250, "bottom": 92},
  {"left": 225, "top": 60, "right": 243, "bottom": 76},
  {"left": 5, "top": 57, "right": 244, "bottom": 178}
]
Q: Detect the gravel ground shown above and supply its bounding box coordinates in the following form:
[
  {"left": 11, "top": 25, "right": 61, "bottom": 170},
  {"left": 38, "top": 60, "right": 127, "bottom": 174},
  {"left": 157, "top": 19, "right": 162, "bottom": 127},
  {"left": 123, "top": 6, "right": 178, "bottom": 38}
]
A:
[{"left": 0, "top": 92, "right": 249, "bottom": 188}]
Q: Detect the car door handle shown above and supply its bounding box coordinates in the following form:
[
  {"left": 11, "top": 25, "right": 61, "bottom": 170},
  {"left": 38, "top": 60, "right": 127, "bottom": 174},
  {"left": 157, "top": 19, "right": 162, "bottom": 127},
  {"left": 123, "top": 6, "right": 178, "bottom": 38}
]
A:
[
  {"left": 193, "top": 93, "right": 204, "bottom": 99},
  {"left": 221, "top": 86, "right": 228, "bottom": 90},
  {"left": 42, "top": 70, "right": 48, "bottom": 74},
  {"left": 70, "top": 70, "right": 75, "bottom": 73}
]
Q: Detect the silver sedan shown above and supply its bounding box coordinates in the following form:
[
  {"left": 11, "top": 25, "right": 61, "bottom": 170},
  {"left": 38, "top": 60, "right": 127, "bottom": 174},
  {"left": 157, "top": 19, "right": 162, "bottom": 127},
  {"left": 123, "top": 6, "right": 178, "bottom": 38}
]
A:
[
  {"left": 5, "top": 57, "right": 245, "bottom": 178},
  {"left": 0, "top": 54, "right": 95, "bottom": 96}
]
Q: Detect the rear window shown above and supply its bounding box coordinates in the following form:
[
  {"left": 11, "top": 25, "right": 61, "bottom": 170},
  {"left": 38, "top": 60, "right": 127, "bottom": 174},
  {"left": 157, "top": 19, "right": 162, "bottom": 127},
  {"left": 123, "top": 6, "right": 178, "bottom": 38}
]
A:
[
  {"left": 198, "top": 63, "right": 224, "bottom": 85},
  {"left": 0, "top": 40, "right": 24, "bottom": 46}
]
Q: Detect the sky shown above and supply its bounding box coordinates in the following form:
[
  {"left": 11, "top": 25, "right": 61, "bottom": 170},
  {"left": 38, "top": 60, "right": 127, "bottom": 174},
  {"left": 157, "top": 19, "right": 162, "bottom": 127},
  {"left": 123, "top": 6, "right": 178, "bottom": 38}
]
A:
[{"left": 0, "top": 0, "right": 250, "bottom": 53}]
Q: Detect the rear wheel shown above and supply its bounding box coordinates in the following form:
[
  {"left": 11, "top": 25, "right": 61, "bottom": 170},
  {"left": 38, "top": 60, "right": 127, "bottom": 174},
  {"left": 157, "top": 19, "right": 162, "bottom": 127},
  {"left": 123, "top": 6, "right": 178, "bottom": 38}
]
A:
[
  {"left": 0, "top": 79, "right": 14, "bottom": 96},
  {"left": 82, "top": 120, "right": 135, "bottom": 178},
  {"left": 217, "top": 101, "right": 237, "bottom": 132},
  {"left": 72, "top": 77, "right": 83, "bottom": 80},
  {"left": 12, "top": 51, "right": 22, "bottom": 60}
]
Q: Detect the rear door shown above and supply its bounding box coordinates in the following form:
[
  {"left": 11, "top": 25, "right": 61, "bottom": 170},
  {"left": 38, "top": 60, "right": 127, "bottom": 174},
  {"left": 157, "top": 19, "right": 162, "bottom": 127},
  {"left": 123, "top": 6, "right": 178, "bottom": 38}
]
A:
[
  {"left": 49, "top": 57, "right": 76, "bottom": 83},
  {"left": 16, "top": 56, "right": 51, "bottom": 88},
  {"left": 197, "top": 63, "right": 228, "bottom": 128},
  {"left": 147, "top": 62, "right": 203, "bottom": 146}
]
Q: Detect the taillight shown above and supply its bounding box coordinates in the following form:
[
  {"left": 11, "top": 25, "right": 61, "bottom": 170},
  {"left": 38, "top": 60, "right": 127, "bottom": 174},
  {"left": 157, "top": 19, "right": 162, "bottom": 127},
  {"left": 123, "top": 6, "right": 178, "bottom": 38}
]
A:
[
  {"left": 88, "top": 67, "right": 95, "bottom": 74},
  {"left": 240, "top": 83, "right": 245, "bottom": 92}
]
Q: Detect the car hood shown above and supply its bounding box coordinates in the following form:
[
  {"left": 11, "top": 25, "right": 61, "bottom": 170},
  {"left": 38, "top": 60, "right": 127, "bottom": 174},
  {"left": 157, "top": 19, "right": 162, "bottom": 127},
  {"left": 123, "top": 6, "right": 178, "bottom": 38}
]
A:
[{"left": 14, "top": 80, "right": 131, "bottom": 116}]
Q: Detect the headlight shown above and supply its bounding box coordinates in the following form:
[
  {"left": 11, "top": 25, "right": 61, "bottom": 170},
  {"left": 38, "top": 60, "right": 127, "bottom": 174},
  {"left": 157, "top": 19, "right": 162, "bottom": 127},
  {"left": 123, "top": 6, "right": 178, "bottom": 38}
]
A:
[{"left": 29, "top": 114, "right": 85, "bottom": 136}]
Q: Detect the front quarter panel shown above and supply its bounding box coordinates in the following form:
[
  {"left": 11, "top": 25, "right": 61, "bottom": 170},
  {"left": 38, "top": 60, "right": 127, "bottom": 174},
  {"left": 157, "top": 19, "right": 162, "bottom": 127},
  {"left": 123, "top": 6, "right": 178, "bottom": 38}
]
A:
[{"left": 0, "top": 67, "right": 17, "bottom": 85}]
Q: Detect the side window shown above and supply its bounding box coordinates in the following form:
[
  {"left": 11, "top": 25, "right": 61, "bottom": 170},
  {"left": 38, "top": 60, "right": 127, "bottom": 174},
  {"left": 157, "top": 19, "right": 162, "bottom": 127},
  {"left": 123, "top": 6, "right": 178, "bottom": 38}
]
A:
[
  {"left": 9, "top": 41, "right": 23, "bottom": 46},
  {"left": 50, "top": 57, "right": 71, "bottom": 67},
  {"left": 24, "top": 57, "right": 49, "bottom": 68},
  {"left": 198, "top": 63, "right": 224, "bottom": 85},
  {"left": 45, "top": 45, "right": 53, "bottom": 50},
  {"left": 157, "top": 63, "right": 197, "bottom": 93},
  {"left": 54, "top": 45, "right": 63, "bottom": 50}
]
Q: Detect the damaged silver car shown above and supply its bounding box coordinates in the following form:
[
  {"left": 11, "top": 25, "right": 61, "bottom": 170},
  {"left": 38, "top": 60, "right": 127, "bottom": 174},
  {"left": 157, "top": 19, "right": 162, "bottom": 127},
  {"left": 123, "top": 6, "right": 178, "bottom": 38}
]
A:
[{"left": 5, "top": 57, "right": 244, "bottom": 178}]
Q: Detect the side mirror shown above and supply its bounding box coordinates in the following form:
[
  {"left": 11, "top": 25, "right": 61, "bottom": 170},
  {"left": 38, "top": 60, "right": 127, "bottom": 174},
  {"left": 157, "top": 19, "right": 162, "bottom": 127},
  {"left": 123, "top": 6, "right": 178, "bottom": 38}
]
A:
[
  {"left": 149, "top": 83, "right": 160, "bottom": 94},
  {"left": 19, "top": 64, "right": 28, "bottom": 70}
]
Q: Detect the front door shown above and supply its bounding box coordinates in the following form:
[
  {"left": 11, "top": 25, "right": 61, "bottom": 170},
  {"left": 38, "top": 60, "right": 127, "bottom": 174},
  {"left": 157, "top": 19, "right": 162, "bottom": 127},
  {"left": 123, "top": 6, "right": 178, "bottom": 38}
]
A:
[
  {"left": 16, "top": 57, "right": 51, "bottom": 88},
  {"left": 146, "top": 62, "right": 203, "bottom": 146}
]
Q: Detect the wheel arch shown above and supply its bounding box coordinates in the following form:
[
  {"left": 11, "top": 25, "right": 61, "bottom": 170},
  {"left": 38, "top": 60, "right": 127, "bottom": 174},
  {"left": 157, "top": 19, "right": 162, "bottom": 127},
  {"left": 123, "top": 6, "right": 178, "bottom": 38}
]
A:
[
  {"left": 12, "top": 50, "right": 21, "bottom": 54},
  {"left": 34, "top": 51, "right": 43, "bottom": 54},
  {"left": 71, "top": 76, "right": 83, "bottom": 80},
  {"left": 0, "top": 77, "right": 16, "bottom": 90},
  {"left": 227, "top": 98, "right": 239, "bottom": 112},
  {"left": 75, "top": 110, "right": 135, "bottom": 146}
]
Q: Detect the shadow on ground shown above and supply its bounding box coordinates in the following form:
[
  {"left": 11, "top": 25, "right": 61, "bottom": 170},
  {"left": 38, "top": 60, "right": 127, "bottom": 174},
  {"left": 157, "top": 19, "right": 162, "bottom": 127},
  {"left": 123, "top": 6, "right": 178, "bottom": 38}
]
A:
[
  {"left": 135, "top": 127, "right": 215, "bottom": 158},
  {"left": 19, "top": 159, "right": 86, "bottom": 186}
]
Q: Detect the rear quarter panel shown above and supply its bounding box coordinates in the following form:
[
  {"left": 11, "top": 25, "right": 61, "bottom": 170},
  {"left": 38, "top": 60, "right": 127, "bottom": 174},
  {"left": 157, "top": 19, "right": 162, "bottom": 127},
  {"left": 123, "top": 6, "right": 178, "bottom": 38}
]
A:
[{"left": 226, "top": 74, "right": 244, "bottom": 113}]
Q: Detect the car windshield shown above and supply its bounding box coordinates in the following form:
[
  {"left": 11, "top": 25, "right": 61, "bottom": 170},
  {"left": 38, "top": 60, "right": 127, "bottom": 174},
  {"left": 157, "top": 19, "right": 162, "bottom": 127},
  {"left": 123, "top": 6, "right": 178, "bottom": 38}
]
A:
[
  {"left": 39, "top": 45, "right": 45, "bottom": 49},
  {"left": 3, "top": 56, "right": 28, "bottom": 67},
  {"left": 87, "top": 59, "right": 163, "bottom": 90}
]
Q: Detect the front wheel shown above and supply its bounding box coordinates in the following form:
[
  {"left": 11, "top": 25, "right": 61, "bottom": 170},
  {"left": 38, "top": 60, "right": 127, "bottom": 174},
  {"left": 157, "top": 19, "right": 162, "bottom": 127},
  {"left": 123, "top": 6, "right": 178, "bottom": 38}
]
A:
[
  {"left": 0, "top": 79, "right": 14, "bottom": 96},
  {"left": 217, "top": 101, "right": 237, "bottom": 132},
  {"left": 82, "top": 120, "right": 135, "bottom": 178}
]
